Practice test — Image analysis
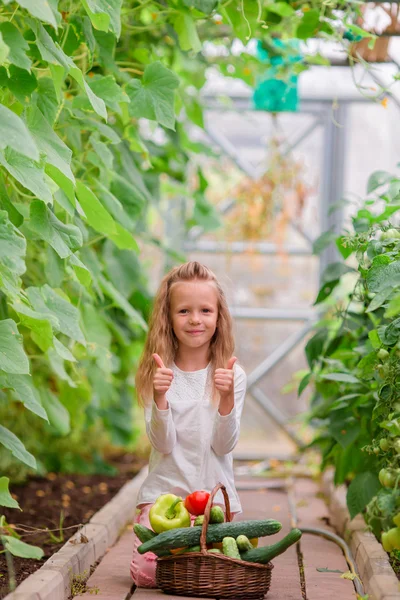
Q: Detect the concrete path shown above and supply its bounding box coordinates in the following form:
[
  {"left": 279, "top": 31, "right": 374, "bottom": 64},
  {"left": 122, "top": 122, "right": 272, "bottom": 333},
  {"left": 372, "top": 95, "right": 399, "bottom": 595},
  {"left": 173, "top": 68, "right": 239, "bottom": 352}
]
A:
[{"left": 79, "top": 476, "right": 358, "bottom": 600}]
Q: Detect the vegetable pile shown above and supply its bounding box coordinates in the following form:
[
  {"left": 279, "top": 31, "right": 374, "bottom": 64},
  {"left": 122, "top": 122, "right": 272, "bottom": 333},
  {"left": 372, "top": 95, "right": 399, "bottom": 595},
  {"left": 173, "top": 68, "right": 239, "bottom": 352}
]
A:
[{"left": 134, "top": 490, "right": 302, "bottom": 564}]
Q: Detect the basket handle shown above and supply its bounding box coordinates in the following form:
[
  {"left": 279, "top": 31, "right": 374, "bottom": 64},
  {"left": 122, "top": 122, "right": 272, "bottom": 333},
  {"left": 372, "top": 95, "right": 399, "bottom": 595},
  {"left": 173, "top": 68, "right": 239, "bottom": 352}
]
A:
[{"left": 199, "top": 482, "right": 232, "bottom": 554}]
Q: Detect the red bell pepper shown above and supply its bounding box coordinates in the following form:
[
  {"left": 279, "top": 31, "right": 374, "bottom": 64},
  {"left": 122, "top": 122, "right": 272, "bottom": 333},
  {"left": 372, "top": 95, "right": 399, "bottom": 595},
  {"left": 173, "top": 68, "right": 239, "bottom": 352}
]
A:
[{"left": 184, "top": 490, "right": 210, "bottom": 516}]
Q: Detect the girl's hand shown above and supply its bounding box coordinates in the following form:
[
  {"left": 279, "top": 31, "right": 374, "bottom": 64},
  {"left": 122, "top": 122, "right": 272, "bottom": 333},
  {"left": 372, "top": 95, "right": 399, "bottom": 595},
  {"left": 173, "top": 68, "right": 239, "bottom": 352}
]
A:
[
  {"left": 215, "top": 357, "right": 237, "bottom": 400},
  {"left": 153, "top": 354, "right": 174, "bottom": 408}
]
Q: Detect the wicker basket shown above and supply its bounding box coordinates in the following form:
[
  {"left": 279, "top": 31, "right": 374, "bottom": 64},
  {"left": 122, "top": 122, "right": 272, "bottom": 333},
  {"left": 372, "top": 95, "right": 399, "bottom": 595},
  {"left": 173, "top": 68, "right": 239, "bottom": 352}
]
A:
[{"left": 156, "top": 483, "right": 273, "bottom": 599}]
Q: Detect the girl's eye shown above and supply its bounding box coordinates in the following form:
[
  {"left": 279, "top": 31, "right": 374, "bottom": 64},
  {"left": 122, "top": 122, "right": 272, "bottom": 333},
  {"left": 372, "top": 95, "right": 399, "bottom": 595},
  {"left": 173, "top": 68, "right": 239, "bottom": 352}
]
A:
[
  {"left": 179, "top": 309, "right": 188, "bottom": 314},
  {"left": 202, "top": 309, "right": 211, "bottom": 313}
]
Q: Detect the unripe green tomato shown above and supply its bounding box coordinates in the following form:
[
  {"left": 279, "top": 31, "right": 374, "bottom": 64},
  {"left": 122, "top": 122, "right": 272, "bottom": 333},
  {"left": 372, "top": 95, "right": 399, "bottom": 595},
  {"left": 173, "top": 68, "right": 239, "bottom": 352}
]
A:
[
  {"left": 386, "top": 527, "right": 400, "bottom": 550},
  {"left": 379, "top": 468, "right": 397, "bottom": 488},
  {"left": 373, "top": 447, "right": 380, "bottom": 455},
  {"left": 393, "top": 513, "right": 400, "bottom": 527},
  {"left": 380, "top": 438, "right": 390, "bottom": 452},
  {"left": 394, "top": 439, "right": 400, "bottom": 454},
  {"left": 385, "top": 470, "right": 397, "bottom": 488},
  {"left": 378, "top": 349, "right": 390, "bottom": 361},
  {"left": 382, "top": 530, "right": 393, "bottom": 552},
  {"left": 379, "top": 468, "right": 388, "bottom": 486}
]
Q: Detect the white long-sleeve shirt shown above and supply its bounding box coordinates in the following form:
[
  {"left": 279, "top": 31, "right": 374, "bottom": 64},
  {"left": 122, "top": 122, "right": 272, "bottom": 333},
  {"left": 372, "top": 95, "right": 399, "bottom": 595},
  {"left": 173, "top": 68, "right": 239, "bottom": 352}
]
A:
[{"left": 136, "top": 362, "right": 247, "bottom": 514}]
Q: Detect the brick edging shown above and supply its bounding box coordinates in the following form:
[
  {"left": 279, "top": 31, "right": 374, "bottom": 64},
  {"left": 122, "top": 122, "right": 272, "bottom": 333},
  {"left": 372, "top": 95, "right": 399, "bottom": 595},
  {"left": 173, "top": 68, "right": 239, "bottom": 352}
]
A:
[
  {"left": 3, "top": 466, "right": 148, "bottom": 600},
  {"left": 321, "top": 469, "right": 400, "bottom": 600}
]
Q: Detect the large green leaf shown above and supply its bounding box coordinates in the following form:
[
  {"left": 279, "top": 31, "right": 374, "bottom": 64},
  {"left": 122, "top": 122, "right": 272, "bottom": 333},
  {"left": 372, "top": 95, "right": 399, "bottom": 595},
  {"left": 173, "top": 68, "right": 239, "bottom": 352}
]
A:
[
  {"left": 0, "top": 476, "right": 20, "bottom": 509},
  {"left": 88, "top": 75, "right": 128, "bottom": 114},
  {"left": 30, "top": 19, "right": 71, "bottom": 69},
  {"left": 0, "top": 209, "right": 26, "bottom": 275},
  {"left": 82, "top": 0, "right": 123, "bottom": 37},
  {"left": 5, "top": 65, "right": 37, "bottom": 103},
  {"left": 367, "top": 261, "right": 400, "bottom": 293},
  {"left": 0, "top": 319, "right": 29, "bottom": 374},
  {"left": 69, "top": 68, "right": 107, "bottom": 119},
  {"left": 27, "top": 106, "right": 75, "bottom": 183},
  {"left": 0, "top": 31, "right": 9, "bottom": 65},
  {"left": 76, "top": 181, "right": 117, "bottom": 235},
  {"left": 40, "top": 389, "right": 71, "bottom": 435},
  {"left": 53, "top": 337, "right": 76, "bottom": 362},
  {"left": 366, "top": 287, "right": 393, "bottom": 313},
  {"left": 126, "top": 62, "right": 180, "bottom": 130},
  {"left": 171, "top": 12, "right": 202, "bottom": 53},
  {"left": 29, "top": 201, "right": 82, "bottom": 259},
  {"left": 2, "top": 535, "right": 43, "bottom": 560},
  {"left": 15, "top": 0, "right": 60, "bottom": 28},
  {"left": 0, "top": 149, "right": 53, "bottom": 204},
  {"left": 26, "top": 285, "right": 85, "bottom": 344},
  {"left": 48, "top": 347, "right": 76, "bottom": 388},
  {"left": 30, "top": 20, "right": 107, "bottom": 119},
  {"left": 0, "top": 176, "right": 23, "bottom": 226},
  {"left": 0, "top": 373, "right": 48, "bottom": 420},
  {"left": 0, "top": 104, "right": 39, "bottom": 160},
  {"left": 90, "top": 133, "right": 114, "bottom": 170},
  {"left": 347, "top": 472, "right": 381, "bottom": 519},
  {"left": 96, "top": 182, "right": 135, "bottom": 230},
  {"left": 32, "top": 77, "right": 59, "bottom": 125},
  {"left": 12, "top": 297, "right": 55, "bottom": 351},
  {"left": 0, "top": 22, "right": 31, "bottom": 71},
  {"left": 0, "top": 425, "right": 36, "bottom": 469},
  {"left": 321, "top": 373, "right": 360, "bottom": 384},
  {"left": 69, "top": 253, "right": 92, "bottom": 287}
]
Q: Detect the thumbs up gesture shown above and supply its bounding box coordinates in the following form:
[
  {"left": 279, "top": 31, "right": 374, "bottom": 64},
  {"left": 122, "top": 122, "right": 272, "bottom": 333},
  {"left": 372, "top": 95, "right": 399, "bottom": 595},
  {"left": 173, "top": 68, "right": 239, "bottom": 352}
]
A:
[
  {"left": 214, "top": 357, "right": 237, "bottom": 399},
  {"left": 153, "top": 354, "right": 174, "bottom": 407}
]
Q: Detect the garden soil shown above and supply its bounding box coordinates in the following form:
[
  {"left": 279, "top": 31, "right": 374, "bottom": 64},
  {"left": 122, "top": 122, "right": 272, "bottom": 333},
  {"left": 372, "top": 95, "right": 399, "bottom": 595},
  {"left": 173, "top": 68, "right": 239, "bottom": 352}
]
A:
[{"left": 0, "top": 453, "right": 147, "bottom": 599}]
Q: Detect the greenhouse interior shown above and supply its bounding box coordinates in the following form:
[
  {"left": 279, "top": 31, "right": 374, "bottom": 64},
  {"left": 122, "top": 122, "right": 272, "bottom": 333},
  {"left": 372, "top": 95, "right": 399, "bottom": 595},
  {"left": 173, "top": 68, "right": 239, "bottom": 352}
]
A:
[{"left": 1, "top": 2, "right": 400, "bottom": 600}]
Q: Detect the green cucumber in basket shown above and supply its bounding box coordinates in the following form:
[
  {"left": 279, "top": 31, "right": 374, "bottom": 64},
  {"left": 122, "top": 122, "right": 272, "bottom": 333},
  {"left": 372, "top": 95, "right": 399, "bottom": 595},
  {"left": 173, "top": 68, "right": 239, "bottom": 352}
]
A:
[
  {"left": 236, "top": 535, "right": 254, "bottom": 552},
  {"left": 222, "top": 537, "right": 241, "bottom": 560},
  {"left": 194, "top": 506, "right": 224, "bottom": 527},
  {"left": 134, "top": 524, "right": 157, "bottom": 543},
  {"left": 133, "top": 524, "right": 170, "bottom": 557},
  {"left": 240, "top": 528, "right": 302, "bottom": 564},
  {"left": 138, "top": 519, "right": 282, "bottom": 554}
]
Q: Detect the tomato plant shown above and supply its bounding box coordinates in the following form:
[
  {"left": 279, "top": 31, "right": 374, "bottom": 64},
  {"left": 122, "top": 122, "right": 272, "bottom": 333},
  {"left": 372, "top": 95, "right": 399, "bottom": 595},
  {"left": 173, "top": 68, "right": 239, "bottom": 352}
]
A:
[{"left": 302, "top": 170, "right": 400, "bottom": 548}]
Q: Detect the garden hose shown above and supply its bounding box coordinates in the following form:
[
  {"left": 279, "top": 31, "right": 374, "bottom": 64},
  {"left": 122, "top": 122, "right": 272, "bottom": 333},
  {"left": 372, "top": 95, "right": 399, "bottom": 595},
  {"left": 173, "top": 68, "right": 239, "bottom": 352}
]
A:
[
  {"left": 286, "top": 481, "right": 365, "bottom": 598},
  {"left": 236, "top": 470, "right": 366, "bottom": 596}
]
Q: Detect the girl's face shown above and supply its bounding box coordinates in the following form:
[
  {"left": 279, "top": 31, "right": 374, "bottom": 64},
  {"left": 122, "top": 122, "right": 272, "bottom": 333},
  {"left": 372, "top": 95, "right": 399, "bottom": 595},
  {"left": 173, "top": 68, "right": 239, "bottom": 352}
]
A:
[{"left": 170, "top": 281, "right": 219, "bottom": 351}]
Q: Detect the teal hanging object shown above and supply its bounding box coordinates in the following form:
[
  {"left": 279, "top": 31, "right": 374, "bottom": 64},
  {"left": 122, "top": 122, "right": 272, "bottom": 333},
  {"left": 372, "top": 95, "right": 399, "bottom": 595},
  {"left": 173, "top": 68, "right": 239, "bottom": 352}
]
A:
[{"left": 253, "top": 39, "right": 302, "bottom": 113}]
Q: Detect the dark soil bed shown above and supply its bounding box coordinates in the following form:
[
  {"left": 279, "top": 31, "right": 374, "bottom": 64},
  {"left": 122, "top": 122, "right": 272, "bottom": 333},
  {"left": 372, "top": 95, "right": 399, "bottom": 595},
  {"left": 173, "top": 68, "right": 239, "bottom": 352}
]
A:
[{"left": 0, "top": 453, "right": 147, "bottom": 599}]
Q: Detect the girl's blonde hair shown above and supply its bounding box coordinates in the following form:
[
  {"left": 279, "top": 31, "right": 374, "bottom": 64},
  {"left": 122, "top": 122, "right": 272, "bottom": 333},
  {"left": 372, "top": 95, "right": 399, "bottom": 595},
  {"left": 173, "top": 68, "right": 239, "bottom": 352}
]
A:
[{"left": 135, "top": 261, "right": 234, "bottom": 406}]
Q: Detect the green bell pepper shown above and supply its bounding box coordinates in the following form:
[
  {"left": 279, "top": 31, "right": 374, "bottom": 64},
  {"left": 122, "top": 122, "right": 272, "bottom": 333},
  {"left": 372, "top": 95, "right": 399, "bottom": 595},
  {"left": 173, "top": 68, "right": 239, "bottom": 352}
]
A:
[{"left": 149, "top": 494, "right": 191, "bottom": 534}]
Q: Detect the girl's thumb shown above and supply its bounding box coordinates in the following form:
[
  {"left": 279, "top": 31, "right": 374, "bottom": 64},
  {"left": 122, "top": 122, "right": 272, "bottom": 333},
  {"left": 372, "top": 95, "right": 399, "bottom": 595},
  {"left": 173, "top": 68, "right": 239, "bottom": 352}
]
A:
[
  {"left": 153, "top": 353, "right": 165, "bottom": 369},
  {"left": 226, "top": 357, "right": 237, "bottom": 370}
]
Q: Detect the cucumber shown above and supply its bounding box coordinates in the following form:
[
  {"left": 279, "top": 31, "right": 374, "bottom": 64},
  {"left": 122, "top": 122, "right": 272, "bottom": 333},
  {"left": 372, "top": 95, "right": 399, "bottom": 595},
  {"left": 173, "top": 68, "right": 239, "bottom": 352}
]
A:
[
  {"left": 133, "top": 524, "right": 170, "bottom": 557},
  {"left": 134, "top": 524, "right": 157, "bottom": 544},
  {"left": 194, "top": 506, "right": 224, "bottom": 527},
  {"left": 210, "top": 506, "right": 224, "bottom": 524},
  {"left": 185, "top": 545, "right": 201, "bottom": 553},
  {"left": 138, "top": 519, "right": 282, "bottom": 554},
  {"left": 236, "top": 535, "right": 253, "bottom": 552},
  {"left": 222, "top": 537, "right": 241, "bottom": 560},
  {"left": 240, "top": 528, "right": 302, "bottom": 564},
  {"left": 208, "top": 548, "right": 222, "bottom": 554}
]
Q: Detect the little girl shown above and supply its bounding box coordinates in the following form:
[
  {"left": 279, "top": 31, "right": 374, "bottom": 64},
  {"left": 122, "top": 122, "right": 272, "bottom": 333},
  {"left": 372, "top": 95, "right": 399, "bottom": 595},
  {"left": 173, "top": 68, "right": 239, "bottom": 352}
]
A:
[{"left": 130, "top": 261, "right": 247, "bottom": 587}]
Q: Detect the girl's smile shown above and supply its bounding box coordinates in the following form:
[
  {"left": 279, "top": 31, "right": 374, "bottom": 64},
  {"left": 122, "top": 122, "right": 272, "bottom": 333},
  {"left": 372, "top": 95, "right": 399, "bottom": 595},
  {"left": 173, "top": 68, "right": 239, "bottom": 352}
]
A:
[{"left": 170, "top": 281, "right": 218, "bottom": 351}]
